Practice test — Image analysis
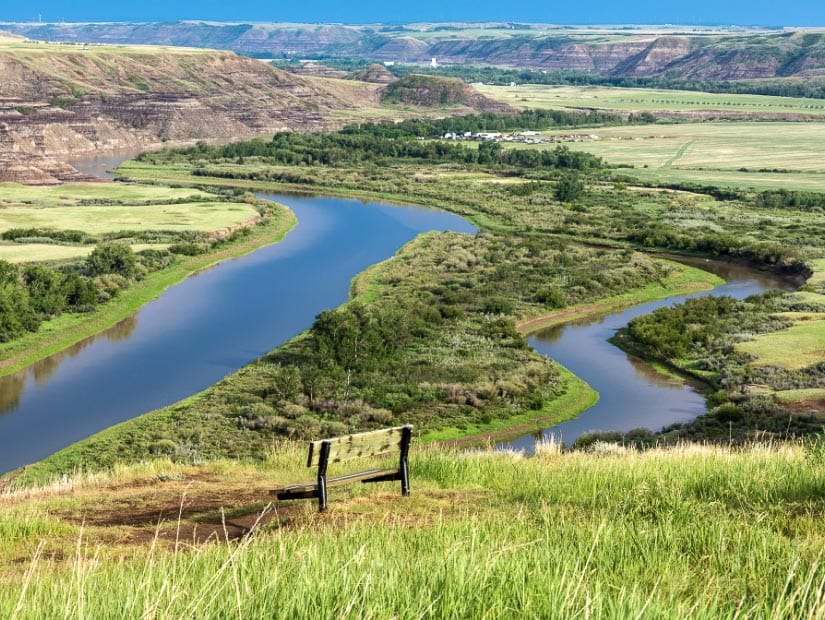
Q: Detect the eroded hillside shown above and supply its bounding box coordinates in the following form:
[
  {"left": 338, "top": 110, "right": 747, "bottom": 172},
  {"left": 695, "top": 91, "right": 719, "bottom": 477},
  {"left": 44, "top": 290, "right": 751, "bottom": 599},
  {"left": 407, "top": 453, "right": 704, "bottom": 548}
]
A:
[
  {"left": 6, "top": 23, "right": 825, "bottom": 80},
  {"left": 0, "top": 37, "right": 386, "bottom": 183}
]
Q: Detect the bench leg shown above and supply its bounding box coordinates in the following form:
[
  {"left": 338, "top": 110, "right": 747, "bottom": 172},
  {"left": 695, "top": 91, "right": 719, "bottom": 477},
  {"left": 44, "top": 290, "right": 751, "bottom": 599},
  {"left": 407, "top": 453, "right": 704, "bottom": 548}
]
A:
[
  {"left": 400, "top": 425, "right": 412, "bottom": 497},
  {"left": 317, "top": 441, "right": 331, "bottom": 512}
]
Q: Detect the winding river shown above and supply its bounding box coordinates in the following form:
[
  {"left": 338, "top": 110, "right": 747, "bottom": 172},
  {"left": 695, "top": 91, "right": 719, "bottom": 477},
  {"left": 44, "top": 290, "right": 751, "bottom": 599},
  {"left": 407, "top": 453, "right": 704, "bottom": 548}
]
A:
[
  {"left": 0, "top": 194, "right": 476, "bottom": 474},
  {"left": 502, "top": 258, "right": 792, "bottom": 453},
  {"left": 0, "top": 156, "right": 792, "bottom": 474}
]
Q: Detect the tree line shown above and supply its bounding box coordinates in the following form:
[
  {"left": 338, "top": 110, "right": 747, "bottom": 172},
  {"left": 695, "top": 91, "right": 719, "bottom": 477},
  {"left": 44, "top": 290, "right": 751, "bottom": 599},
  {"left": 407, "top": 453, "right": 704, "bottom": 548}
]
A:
[
  {"left": 0, "top": 244, "right": 171, "bottom": 343},
  {"left": 342, "top": 108, "right": 650, "bottom": 139},
  {"left": 165, "top": 132, "right": 603, "bottom": 172}
]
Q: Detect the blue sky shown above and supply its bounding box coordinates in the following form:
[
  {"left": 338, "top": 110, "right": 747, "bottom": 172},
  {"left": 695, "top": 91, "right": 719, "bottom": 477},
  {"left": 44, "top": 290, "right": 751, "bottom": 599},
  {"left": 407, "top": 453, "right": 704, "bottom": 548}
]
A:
[{"left": 3, "top": 1, "right": 824, "bottom": 27}]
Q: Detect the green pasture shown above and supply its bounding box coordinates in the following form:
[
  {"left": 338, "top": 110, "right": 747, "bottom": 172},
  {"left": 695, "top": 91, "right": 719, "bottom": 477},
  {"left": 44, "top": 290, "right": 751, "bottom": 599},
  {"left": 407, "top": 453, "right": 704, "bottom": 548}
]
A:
[
  {"left": 0, "top": 182, "right": 210, "bottom": 207},
  {"left": 737, "top": 319, "right": 825, "bottom": 370},
  {"left": 0, "top": 202, "right": 258, "bottom": 235},
  {"left": 0, "top": 244, "right": 92, "bottom": 263},
  {"left": 499, "top": 121, "right": 825, "bottom": 191},
  {"left": 625, "top": 167, "right": 825, "bottom": 192},
  {"left": 775, "top": 387, "right": 825, "bottom": 403},
  {"left": 477, "top": 83, "right": 825, "bottom": 116},
  {"left": 0, "top": 243, "right": 169, "bottom": 264}
]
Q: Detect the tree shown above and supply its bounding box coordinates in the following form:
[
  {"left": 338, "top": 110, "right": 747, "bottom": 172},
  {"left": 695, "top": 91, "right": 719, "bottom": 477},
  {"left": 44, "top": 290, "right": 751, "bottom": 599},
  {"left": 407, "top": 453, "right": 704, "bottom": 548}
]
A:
[
  {"left": 62, "top": 273, "right": 99, "bottom": 311},
  {"left": 477, "top": 141, "right": 503, "bottom": 165},
  {"left": 86, "top": 242, "right": 137, "bottom": 278},
  {"left": 0, "top": 280, "right": 39, "bottom": 342},
  {"left": 555, "top": 172, "right": 585, "bottom": 202},
  {"left": 23, "top": 264, "right": 66, "bottom": 316}
]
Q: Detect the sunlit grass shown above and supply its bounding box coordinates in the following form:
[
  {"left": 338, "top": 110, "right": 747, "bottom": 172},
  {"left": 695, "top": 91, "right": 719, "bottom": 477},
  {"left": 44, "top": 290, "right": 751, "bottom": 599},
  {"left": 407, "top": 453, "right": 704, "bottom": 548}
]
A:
[
  {"left": 737, "top": 319, "right": 825, "bottom": 369},
  {"left": 0, "top": 202, "right": 258, "bottom": 235},
  {"left": 2, "top": 442, "right": 824, "bottom": 617},
  {"left": 0, "top": 182, "right": 210, "bottom": 207}
]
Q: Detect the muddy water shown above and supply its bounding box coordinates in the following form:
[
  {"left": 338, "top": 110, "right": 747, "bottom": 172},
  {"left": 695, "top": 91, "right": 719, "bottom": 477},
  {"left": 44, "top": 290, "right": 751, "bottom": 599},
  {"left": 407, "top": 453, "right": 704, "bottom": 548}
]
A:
[{"left": 66, "top": 150, "right": 145, "bottom": 180}]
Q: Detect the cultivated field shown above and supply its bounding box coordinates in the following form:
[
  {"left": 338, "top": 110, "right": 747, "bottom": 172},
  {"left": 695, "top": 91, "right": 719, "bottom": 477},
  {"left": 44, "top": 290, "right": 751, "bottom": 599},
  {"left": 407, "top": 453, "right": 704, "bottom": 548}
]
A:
[
  {"left": 477, "top": 84, "right": 825, "bottom": 117},
  {"left": 479, "top": 84, "right": 825, "bottom": 191},
  {"left": 0, "top": 202, "right": 258, "bottom": 235},
  {"left": 0, "top": 243, "right": 168, "bottom": 264},
  {"left": 499, "top": 121, "right": 825, "bottom": 191},
  {"left": 0, "top": 182, "right": 257, "bottom": 263}
]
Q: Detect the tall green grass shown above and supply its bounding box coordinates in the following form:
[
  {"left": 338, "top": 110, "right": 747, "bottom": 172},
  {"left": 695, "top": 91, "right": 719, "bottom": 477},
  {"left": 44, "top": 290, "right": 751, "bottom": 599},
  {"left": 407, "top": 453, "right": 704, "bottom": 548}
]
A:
[{"left": 2, "top": 443, "right": 824, "bottom": 618}]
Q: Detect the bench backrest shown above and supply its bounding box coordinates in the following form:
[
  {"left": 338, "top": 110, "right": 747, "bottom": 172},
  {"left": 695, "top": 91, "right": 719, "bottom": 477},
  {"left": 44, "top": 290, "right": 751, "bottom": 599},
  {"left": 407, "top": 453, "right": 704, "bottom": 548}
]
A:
[{"left": 307, "top": 425, "right": 411, "bottom": 467}]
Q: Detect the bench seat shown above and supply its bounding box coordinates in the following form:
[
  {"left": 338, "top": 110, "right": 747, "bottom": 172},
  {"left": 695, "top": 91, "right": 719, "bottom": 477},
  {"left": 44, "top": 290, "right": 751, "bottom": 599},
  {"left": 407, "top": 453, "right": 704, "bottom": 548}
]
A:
[{"left": 272, "top": 468, "right": 402, "bottom": 500}]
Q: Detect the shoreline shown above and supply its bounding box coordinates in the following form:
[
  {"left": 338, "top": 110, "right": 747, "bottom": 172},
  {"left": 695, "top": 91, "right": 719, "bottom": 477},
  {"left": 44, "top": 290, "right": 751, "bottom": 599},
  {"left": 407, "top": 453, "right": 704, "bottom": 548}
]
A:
[
  {"left": 516, "top": 261, "right": 724, "bottom": 336},
  {"left": 0, "top": 203, "right": 297, "bottom": 378},
  {"left": 0, "top": 181, "right": 734, "bottom": 482}
]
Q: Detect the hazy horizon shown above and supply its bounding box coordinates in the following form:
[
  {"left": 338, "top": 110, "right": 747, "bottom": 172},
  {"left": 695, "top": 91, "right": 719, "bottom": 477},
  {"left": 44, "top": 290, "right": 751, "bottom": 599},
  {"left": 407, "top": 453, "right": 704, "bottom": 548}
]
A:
[{"left": 1, "top": 1, "right": 824, "bottom": 29}]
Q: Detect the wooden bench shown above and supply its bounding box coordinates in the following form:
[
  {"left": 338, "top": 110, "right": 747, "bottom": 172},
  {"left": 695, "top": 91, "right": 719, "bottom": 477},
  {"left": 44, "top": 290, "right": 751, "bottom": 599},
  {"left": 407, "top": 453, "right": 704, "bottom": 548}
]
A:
[{"left": 271, "top": 425, "right": 413, "bottom": 512}]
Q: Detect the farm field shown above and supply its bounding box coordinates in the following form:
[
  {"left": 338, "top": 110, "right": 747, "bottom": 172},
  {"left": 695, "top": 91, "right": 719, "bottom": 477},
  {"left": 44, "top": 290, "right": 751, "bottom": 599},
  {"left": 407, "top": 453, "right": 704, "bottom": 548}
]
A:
[
  {"left": 500, "top": 121, "right": 825, "bottom": 191},
  {"left": 0, "top": 182, "right": 211, "bottom": 207},
  {"left": 547, "top": 122, "right": 825, "bottom": 171},
  {"left": 476, "top": 84, "right": 825, "bottom": 117},
  {"left": 0, "top": 182, "right": 259, "bottom": 263},
  {"left": 0, "top": 202, "right": 258, "bottom": 235},
  {"left": 0, "top": 243, "right": 168, "bottom": 264}
]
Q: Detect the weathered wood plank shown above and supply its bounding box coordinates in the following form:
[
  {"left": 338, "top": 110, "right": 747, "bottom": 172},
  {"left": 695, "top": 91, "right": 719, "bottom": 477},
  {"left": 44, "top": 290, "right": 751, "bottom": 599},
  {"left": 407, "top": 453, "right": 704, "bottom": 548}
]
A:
[
  {"left": 306, "top": 426, "right": 407, "bottom": 467},
  {"left": 271, "top": 468, "right": 400, "bottom": 498}
]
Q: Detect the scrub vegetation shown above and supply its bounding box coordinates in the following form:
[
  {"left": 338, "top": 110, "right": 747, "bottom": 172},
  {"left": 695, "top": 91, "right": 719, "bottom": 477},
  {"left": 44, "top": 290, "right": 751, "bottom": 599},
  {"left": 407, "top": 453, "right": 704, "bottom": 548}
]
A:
[
  {"left": 610, "top": 266, "right": 825, "bottom": 443},
  {"left": 109, "top": 114, "right": 825, "bottom": 448},
  {"left": 2, "top": 40, "right": 825, "bottom": 620}
]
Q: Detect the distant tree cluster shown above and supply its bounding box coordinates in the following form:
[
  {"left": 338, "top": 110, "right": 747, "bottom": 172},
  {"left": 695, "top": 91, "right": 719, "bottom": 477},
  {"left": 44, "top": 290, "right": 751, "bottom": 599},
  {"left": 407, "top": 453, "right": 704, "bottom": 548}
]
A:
[
  {"left": 0, "top": 244, "right": 172, "bottom": 343},
  {"left": 342, "top": 108, "right": 636, "bottom": 139},
  {"left": 173, "top": 131, "right": 602, "bottom": 172},
  {"left": 754, "top": 189, "right": 825, "bottom": 211}
]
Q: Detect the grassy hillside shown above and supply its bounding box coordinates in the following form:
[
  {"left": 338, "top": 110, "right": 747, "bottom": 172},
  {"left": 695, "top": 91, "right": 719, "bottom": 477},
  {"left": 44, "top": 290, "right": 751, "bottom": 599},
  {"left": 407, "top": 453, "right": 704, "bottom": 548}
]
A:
[
  {"left": 382, "top": 74, "right": 468, "bottom": 107},
  {"left": 1, "top": 442, "right": 824, "bottom": 617}
]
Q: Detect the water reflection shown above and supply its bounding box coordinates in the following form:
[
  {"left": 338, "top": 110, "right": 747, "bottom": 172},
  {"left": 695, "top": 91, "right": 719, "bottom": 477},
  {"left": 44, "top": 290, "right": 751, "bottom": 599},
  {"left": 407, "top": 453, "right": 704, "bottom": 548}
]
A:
[
  {"left": 0, "top": 316, "right": 138, "bottom": 415},
  {"left": 625, "top": 355, "right": 687, "bottom": 388}
]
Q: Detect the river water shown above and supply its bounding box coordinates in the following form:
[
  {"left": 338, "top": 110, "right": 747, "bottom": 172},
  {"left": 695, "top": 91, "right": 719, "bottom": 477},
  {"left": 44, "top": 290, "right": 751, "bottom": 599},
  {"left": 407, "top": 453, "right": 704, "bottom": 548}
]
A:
[
  {"left": 502, "top": 258, "right": 792, "bottom": 453},
  {"left": 0, "top": 194, "right": 476, "bottom": 474},
  {"left": 0, "top": 154, "right": 793, "bottom": 473}
]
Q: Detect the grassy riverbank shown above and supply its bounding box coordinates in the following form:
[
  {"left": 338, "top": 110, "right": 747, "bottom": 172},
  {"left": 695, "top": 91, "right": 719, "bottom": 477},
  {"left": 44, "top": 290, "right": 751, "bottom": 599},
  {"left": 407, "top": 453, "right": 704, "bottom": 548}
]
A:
[
  {"left": 608, "top": 260, "right": 825, "bottom": 443},
  {"left": 516, "top": 259, "right": 723, "bottom": 334},
  {"left": 2, "top": 441, "right": 824, "bottom": 617},
  {"left": 0, "top": 204, "right": 295, "bottom": 377}
]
